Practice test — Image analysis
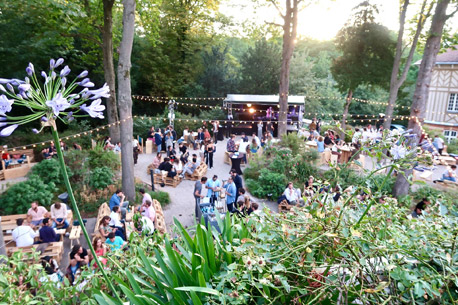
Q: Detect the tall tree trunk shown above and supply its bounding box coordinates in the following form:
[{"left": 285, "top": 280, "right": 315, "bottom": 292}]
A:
[
  {"left": 102, "top": 0, "right": 121, "bottom": 142},
  {"left": 393, "top": 0, "right": 451, "bottom": 197},
  {"left": 278, "top": 0, "right": 299, "bottom": 137},
  {"left": 383, "top": 0, "right": 431, "bottom": 130},
  {"left": 117, "top": 0, "right": 136, "bottom": 201},
  {"left": 341, "top": 90, "right": 352, "bottom": 138}
]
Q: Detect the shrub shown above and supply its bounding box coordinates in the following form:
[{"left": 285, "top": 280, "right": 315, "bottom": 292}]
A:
[
  {"left": 447, "top": 139, "right": 458, "bottom": 154},
  {"left": 150, "top": 191, "right": 171, "bottom": 206},
  {"left": 279, "top": 133, "right": 302, "bottom": 155},
  {"left": 64, "top": 149, "right": 89, "bottom": 183},
  {"left": 28, "top": 158, "right": 71, "bottom": 187},
  {"left": 88, "top": 144, "right": 120, "bottom": 170},
  {"left": 87, "top": 167, "right": 114, "bottom": 190},
  {"left": 0, "top": 176, "right": 57, "bottom": 214},
  {"left": 246, "top": 168, "right": 287, "bottom": 199}
]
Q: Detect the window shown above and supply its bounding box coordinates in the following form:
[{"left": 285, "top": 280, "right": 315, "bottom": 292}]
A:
[
  {"left": 448, "top": 93, "right": 458, "bottom": 112},
  {"left": 444, "top": 130, "right": 457, "bottom": 143}
]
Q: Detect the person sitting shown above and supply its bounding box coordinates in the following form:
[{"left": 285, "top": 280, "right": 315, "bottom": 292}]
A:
[
  {"left": 166, "top": 145, "right": 176, "bottom": 161},
  {"left": 180, "top": 156, "right": 198, "bottom": 178},
  {"left": 109, "top": 206, "right": 126, "bottom": 239},
  {"left": 12, "top": 218, "right": 38, "bottom": 248},
  {"left": 332, "top": 186, "right": 341, "bottom": 202},
  {"left": 73, "top": 143, "right": 82, "bottom": 150},
  {"left": 250, "top": 138, "right": 259, "bottom": 153},
  {"left": 50, "top": 202, "right": 69, "bottom": 229},
  {"left": 241, "top": 132, "right": 248, "bottom": 143},
  {"left": 105, "top": 232, "right": 127, "bottom": 252},
  {"left": 40, "top": 256, "right": 63, "bottom": 283},
  {"left": 92, "top": 237, "right": 108, "bottom": 268},
  {"left": 324, "top": 132, "right": 333, "bottom": 147},
  {"left": 303, "top": 176, "right": 316, "bottom": 197},
  {"left": 42, "top": 148, "right": 53, "bottom": 160},
  {"left": 113, "top": 142, "right": 121, "bottom": 153},
  {"left": 283, "top": 182, "right": 305, "bottom": 206},
  {"left": 434, "top": 165, "right": 457, "bottom": 183},
  {"left": 227, "top": 134, "right": 236, "bottom": 152},
  {"left": 151, "top": 153, "right": 162, "bottom": 174},
  {"left": 67, "top": 244, "right": 90, "bottom": 284},
  {"left": 1, "top": 145, "right": 11, "bottom": 168},
  {"left": 104, "top": 136, "right": 115, "bottom": 150},
  {"left": 143, "top": 200, "right": 156, "bottom": 224},
  {"left": 178, "top": 142, "right": 187, "bottom": 155},
  {"left": 236, "top": 187, "right": 246, "bottom": 208},
  {"left": 240, "top": 197, "right": 254, "bottom": 216},
  {"left": 99, "top": 215, "right": 125, "bottom": 240},
  {"left": 158, "top": 157, "right": 177, "bottom": 178},
  {"left": 39, "top": 218, "right": 60, "bottom": 243},
  {"left": 49, "top": 142, "right": 57, "bottom": 155},
  {"left": 109, "top": 190, "right": 129, "bottom": 220},
  {"left": 27, "top": 201, "right": 48, "bottom": 228},
  {"left": 252, "top": 132, "right": 261, "bottom": 148},
  {"left": 412, "top": 198, "right": 430, "bottom": 218}
]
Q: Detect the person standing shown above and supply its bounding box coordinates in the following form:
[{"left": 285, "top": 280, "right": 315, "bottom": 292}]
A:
[
  {"left": 132, "top": 136, "right": 139, "bottom": 165},
  {"left": 206, "top": 140, "right": 215, "bottom": 169},
  {"left": 154, "top": 129, "right": 162, "bottom": 152},
  {"left": 205, "top": 175, "right": 222, "bottom": 204},
  {"left": 266, "top": 121, "right": 274, "bottom": 137},
  {"left": 226, "top": 134, "right": 236, "bottom": 152},
  {"left": 433, "top": 135, "right": 445, "bottom": 155},
  {"left": 257, "top": 121, "right": 263, "bottom": 139},
  {"left": 194, "top": 177, "right": 207, "bottom": 220},
  {"left": 230, "top": 169, "right": 243, "bottom": 203},
  {"left": 212, "top": 120, "right": 219, "bottom": 144},
  {"left": 223, "top": 177, "right": 237, "bottom": 212}
]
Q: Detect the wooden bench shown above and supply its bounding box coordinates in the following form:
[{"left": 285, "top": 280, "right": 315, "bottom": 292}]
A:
[
  {"left": 152, "top": 199, "right": 166, "bottom": 234},
  {"left": 185, "top": 163, "right": 208, "bottom": 181},
  {"left": 153, "top": 171, "right": 182, "bottom": 187},
  {"left": 69, "top": 225, "right": 82, "bottom": 248},
  {"left": 7, "top": 241, "right": 64, "bottom": 263},
  {"left": 93, "top": 202, "right": 111, "bottom": 238}
]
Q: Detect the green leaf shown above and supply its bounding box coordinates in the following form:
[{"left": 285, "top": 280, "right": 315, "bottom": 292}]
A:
[{"left": 174, "top": 286, "right": 220, "bottom": 296}]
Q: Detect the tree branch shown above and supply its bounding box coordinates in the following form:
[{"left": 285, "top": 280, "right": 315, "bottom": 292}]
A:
[
  {"left": 267, "top": 0, "right": 285, "bottom": 19},
  {"left": 446, "top": 4, "right": 458, "bottom": 19},
  {"left": 265, "top": 21, "right": 283, "bottom": 27},
  {"left": 61, "top": 32, "right": 102, "bottom": 48}
]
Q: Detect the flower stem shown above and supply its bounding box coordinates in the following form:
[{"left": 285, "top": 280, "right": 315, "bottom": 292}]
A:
[{"left": 51, "top": 124, "right": 122, "bottom": 302}]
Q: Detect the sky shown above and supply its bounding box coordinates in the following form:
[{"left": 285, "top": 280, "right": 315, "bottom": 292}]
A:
[{"left": 219, "top": 0, "right": 458, "bottom": 41}]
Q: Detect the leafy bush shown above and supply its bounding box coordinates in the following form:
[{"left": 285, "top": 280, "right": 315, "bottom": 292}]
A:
[
  {"left": 88, "top": 144, "right": 120, "bottom": 170},
  {"left": 28, "top": 158, "right": 71, "bottom": 187},
  {"left": 279, "top": 133, "right": 302, "bottom": 155},
  {"left": 150, "top": 191, "right": 171, "bottom": 206},
  {"left": 447, "top": 139, "right": 458, "bottom": 154},
  {"left": 246, "top": 168, "right": 287, "bottom": 199},
  {"left": 0, "top": 176, "right": 57, "bottom": 214},
  {"left": 64, "top": 149, "right": 89, "bottom": 183},
  {"left": 87, "top": 167, "right": 114, "bottom": 190}
]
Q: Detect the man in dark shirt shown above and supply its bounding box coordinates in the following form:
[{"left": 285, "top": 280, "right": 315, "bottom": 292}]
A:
[
  {"left": 39, "top": 218, "right": 60, "bottom": 243},
  {"left": 230, "top": 169, "right": 243, "bottom": 203},
  {"left": 412, "top": 198, "right": 430, "bottom": 218},
  {"left": 324, "top": 132, "right": 333, "bottom": 146},
  {"left": 158, "top": 157, "right": 177, "bottom": 177}
]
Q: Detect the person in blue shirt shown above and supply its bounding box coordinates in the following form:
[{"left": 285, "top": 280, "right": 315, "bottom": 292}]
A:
[
  {"left": 223, "top": 177, "right": 237, "bottom": 212},
  {"left": 316, "top": 136, "right": 325, "bottom": 153},
  {"left": 105, "top": 232, "right": 127, "bottom": 251},
  {"left": 154, "top": 129, "right": 162, "bottom": 152},
  {"left": 205, "top": 175, "right": 221, "bottom": 204},
  {"left": 109, "top": 189, "right": 129, "bottom": 220}
]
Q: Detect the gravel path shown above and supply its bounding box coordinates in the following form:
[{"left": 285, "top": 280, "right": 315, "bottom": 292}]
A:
[{"left": 133, "top": 137, "right": 278, "bottom": 234}]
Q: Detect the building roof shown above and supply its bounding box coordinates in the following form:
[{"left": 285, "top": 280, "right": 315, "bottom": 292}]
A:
[
  {"left": 225, "top": 94, "right": 305, "bottom": 105},
  {"left": 416, "top": 47, "right": 458, "bottom": 65}
]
